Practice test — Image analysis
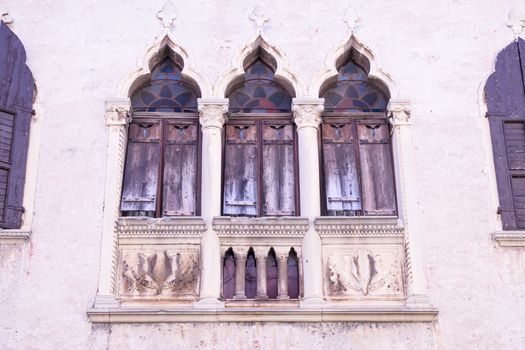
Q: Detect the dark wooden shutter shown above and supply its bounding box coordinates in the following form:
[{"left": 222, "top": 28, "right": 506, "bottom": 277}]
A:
[
  {"left": 321, "top": 121, "right": 362, "bottom": 215},
  {"left": 486, "top": 39, "right": 525, "bottom": 230},
  {"left": 121, "top": 120, "right": 161, "bottom": 216},
  {"left": 0, "top": 22, "right": 34, "bottom": 228},
  {"left": 357, "top": 120, "right": 396, "bottom": 215},
  {"left": 162, "top": 120, "right": 198, "bottom": 216},
  {"left": 262, "top": 121, "right": 296, "bottom": 216},
  {"left": 223, "top": 122, "right": 258, "bottom": 216}
]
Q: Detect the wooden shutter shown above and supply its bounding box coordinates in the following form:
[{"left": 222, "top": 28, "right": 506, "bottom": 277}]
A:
[
  {"left": 357, "top": 120, "right": 397, "bottom": 215},
  {"left": 262, "top": 121, "right": 296, "bottom": 216},
  {"left": 486, "top": 39, "right": 525, "bottom": 229},
  {"left": 0, "top": 22, "right": 34, "bottom": 228},
  {"left": 162, "top": 120, "right": 198, "bottom": 216},
  {"left": 121, "top": 120, "right": 161, "bottom": 216},
  {"left": 321, "top": 121, "right": 362, "bottom": 215},
  {"left": 223, "top": 122, "right": 258, "bottom": 216}
]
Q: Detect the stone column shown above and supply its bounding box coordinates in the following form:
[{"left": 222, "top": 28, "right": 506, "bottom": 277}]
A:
[
  {"left": 234, "top": 252, "right": 247, "bottom": 300},
  {"left": 93, "top": 99, "right": 131, "bottom": 309},
  {"left": 292, "top": 98, "right": 326, "bottom": 307},
  {"left": 277, "top": 251, "right": 289, "bottom": 300},
  {"left": 194, "top": 98, "right": 228, "bottom": 309},
  {"left": 388, "top": 101, "right": 430, "bottom": 307},
  {"left": 255, "top": 253, "right": 268, "bottom": 299}
]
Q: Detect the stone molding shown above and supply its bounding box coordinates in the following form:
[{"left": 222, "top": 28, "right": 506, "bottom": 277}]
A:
[
  {"left": 388, "top": 101, "right": 412, "bottom": 126},
  {"left": 1, "top": 9, "right": 13, "bottom": 24},
  {"left": 507, "top": 10, "right": 525, "bottom": 39},
  {"left": 0, "top": 229, "right": 31, "bottom": 243},
  {"left": 315, "top": 217, "right": 404, "bottom": 237},
  {"left": 198, "top": 99, "right": 228, "bottom": 130},
  {"left": 87, "top": 305, "right": 438, "bottom": 323},
  {"left": 117, "top": 217, "right": 206, "bottom": 237},
  {"left": 292, "top": 99, "right": 324, "bottom": 130},
  {"left": 157, "top": 1, "right": 177, "bottom": 31},
  {"left": 213, "top": 217, "right": 308, "bottom": 237},
  {"left": 493, "top": 231, "right": 525, "bottom": 247},
  {"left": 105, "top": 99, "right": 131, "bottom": 126}
]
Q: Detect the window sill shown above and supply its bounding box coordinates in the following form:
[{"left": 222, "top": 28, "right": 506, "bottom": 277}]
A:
[
  {"left": 213, "top": 216, "right": 309, "bottom": 237},
  {"left": 315, "top": 216, "right": 404, "bottom": 244},
  {"left": 117, "top": 216, "right": 206, "bottom": 244},
  {"left": 0, "top": 229, "right": 31, "bottom": 243},
  {"left": 493, "top": 231, "right": 525, "bottom": 247},
  {"left": 87, "top": 304, "right": 438, "bottom": 323}
]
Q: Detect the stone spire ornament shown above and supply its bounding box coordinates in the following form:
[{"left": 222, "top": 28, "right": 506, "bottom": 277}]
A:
[
  {"left": 249, "top": 3, "right": 269, "bottom": 35},
  {"left": 343, "top": 6, "right": 360, "bottom": 35},
  {"left": 506, "top": 9, "right": 525, "bottom": 39},
  {"left": 1, "top": 9, "right": 13, "bottom": 24},
  {"left": 157, "top": 0, "right": 177, "bottom": 32}
]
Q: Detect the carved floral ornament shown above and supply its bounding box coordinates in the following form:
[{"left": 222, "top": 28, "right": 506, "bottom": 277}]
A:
[
  {"left": 198, "top": 101, "right": 228, "bottom": 129},
  {"left": 387, "top": 101, "right": 411, "bottom": 126},
  {"left": 292, "top": 101, "right": 324, "bottom": 130},
  {"left": 0, "top": 9, "right": 13, "bottom": 24},
  {"left": 105, "top": 100, "right": 131, "bottom": 126}
]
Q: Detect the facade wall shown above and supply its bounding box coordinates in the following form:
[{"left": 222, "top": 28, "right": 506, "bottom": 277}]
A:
[{"left": 1, "top": 0, "right": 525, "bottom": 349}]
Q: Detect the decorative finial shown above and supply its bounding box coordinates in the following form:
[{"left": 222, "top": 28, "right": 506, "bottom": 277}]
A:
[
  {"left": 343, "top": 6, "right": 360, "bottom": 35},
  {"left": 1, "top": 9, "right": 13, "bottom": 24},
  {"left": 249, "top": 3, "right": 269, "bottom": 34},
  {"left": 506, "top": 9, "right": 525, "bottom": 39},
  {"left": 157, "top": 0, "right": 177, "bottom": 32}
]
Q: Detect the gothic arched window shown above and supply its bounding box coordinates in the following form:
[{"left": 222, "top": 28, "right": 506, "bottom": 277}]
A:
[
  {"left": 320, "top": 56, "right": 396, "bottom": 216},
  {"left": 223, "top": 58, "right": 297, "bottom": 217},
  {"left": 120, "top": 57, "right": 201, "bottom": 217}
]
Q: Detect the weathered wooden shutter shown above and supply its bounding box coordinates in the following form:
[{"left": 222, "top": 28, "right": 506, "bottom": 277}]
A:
[
  {"left": 266, "top": 248, "right": 278, "bottom": 299},
  {"left": 321, "top": 121, "right": 362, "bottom": 215},
  {"left": 287, "top": 249, "right": 299, "bottom": 299},
  {"left": 261, "top": 121, "right": 296, "bottom": 216},
  {"left": 223, "top": 122, "right": 258, "bottom": 216},
  {"left": 162, "top": 120, "right": 198, "bottom": 216},
  {"left": 223, "top": 249, "right": 235, "bottom": 299},
  {"left": 357, "top": 120, "right": 396, "bottom": 215},
  {"left": 121, "top": 120, "right": 161, "bottom": 216},
  {"left": 0, "top": 22, "right": 34, "bottom": 228},
  {"left": 486, "top": 39, "right": 525, "bottom": 229}
]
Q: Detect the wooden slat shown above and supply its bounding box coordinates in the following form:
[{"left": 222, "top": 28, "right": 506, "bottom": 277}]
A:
[{"left": 262, "top": 142, "right": 295, "bottom": 216}]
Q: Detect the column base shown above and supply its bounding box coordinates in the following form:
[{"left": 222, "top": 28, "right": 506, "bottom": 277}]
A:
[
  {"left": 194, "top": 297, "right": 225, "bottom": 309},
  {"left": 255, "top": 295, "right": 269, "bottom": 300},
  {"left": 277, "top": 294, "right": 290, "bottom": 300},
  {"left": 93, "top": 294, "right": 120, "bottom": 309},
  {"left": 300, "top": 297, "right": 326, "bottom": 308},
  {"left": 233, "top": 294, "right": 247, "bottom": 300}
]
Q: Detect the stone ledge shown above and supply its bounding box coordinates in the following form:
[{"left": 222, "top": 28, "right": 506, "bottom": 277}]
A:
[
  {"left": 0, "top": 229, "right": 31, "bottom": 243},
  {"left": 315, "top": 216, "right": 404, "bottom": 237},
  {"left": 87, "top": 306, "right": 438, "bottom": 323},
  {"left": 493, "top": 231, "right": 525, "bottom": 247},
  {"left": 213, "top": 216, "right": 309, "bottom": 237},
  {"left": 117, "top": 217, "right": 206, "bottom": 244}
]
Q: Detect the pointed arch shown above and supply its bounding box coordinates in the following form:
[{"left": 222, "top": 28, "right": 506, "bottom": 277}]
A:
[
  {"left": 215, "top": 34, "right": 305, "bottom": 98},
  {"left": 311, "top": 35, "right": 399, "bottom": 100},
  {"left": 117, "top": 33, "right": 212, "bottom": 99}
]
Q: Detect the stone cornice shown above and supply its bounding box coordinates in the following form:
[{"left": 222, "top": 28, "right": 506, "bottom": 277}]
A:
[
  {"left": 198, "top": 98, "right": 228, "bottom": 129},
  {"left": 105, "top": 99, "right": 131, "bottom": 126},
  {"left": 292, "top": 98, "right": 324, "bottom": 130},
  {"left": 87, "top": 305, "right": 438, "bottom": 323},
  {"left": 117, "top": 217, "right": 206, "bottom": 238},
  {"left": 0, "top": 229, "right": 31, "bottom": 243},
  {"left": 493, "top": 231, "right": 525, "bottom": 247},
  {"left": 315, "top": 217, "right": 404, "bottom": 237},
  {"left": 213, "top": 216, "right": 308, "bottom": 237},
  {"left": 387, "top": 100, "right": 411, "bottom": 126}
]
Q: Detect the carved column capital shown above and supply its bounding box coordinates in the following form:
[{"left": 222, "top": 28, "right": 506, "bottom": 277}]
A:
[
  {"left": 105, "top": 99, "right": 131, "bottom": 126},
  {"left": 198, "top": 98, "right": 228, "bottom": 130},
  {"left": 292, "top": 98, "right": 324, "bottom": 130},
  {"left": 388, "top": 100, "right": 412, "bottom": 126}
]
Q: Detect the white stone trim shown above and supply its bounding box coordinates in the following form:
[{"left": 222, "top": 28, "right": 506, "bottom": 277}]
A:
[
  {"left": 214, "top": 33, "right": 306, "bottom": 97},
  {"left": 493, "top": 231, "right": 525, "bottom": 247},
  {"left": 213, "top": 216, "right": 308, "bottom": 237},
  {"left": 117, "top": 217, "right": 206, "bottom": 245},
  {"left": 116, "top": 33, "right": 212, "bottom": 98},
  {"left": 0, "top": 229, "right": 31, "bottom": 243},
  {"left": 311, "top": 34, "right": 400, "bottom": 98},
  {"left": 87, "top": 305, "right": 437, "bottom": 323}
]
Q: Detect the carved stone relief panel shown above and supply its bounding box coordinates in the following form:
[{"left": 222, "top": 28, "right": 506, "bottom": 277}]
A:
[
  {"left": 118, "top": 246, "right": 200, "bottom": 300},
  {"left": 323, "top": 244, "right": 404, "bottom": 300}
]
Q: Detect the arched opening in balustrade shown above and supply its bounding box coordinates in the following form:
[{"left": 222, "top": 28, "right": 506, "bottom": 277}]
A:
[
  {"left": 266, "top": 248, "right": 278, "bottom": 299},
  {"left": 287, "top": 248, "right": 299, "bottom": 299},
  {"left": 222, "top": 248, "right": 236, "bottom": 299},
  {"left": 245, "top": 248, "right": 257, "bottom": 299}
]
